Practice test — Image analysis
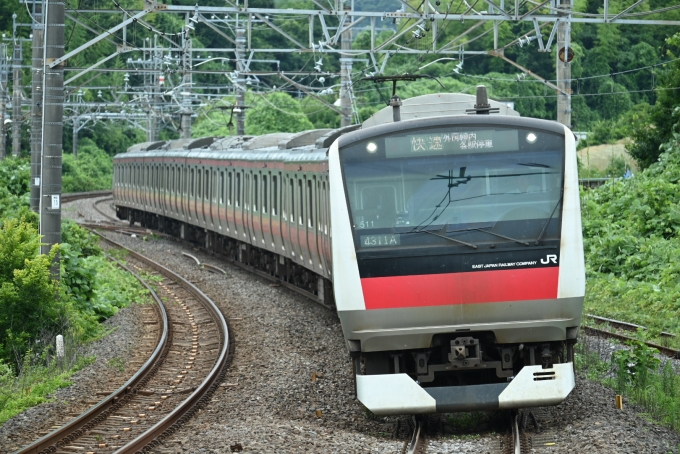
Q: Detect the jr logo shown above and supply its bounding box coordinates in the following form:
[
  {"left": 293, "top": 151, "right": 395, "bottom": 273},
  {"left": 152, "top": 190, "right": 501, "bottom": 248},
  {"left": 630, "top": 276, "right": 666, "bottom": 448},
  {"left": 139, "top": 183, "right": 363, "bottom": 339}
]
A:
[{"left": 541, "top": 254, "right": 558, "bottom": 264}]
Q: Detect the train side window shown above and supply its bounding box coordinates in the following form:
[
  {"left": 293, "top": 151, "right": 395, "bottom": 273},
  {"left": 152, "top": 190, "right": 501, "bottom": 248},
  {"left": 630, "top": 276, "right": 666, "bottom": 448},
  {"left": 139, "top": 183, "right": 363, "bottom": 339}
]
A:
[
  {"left": 272, "top": 175, "right": 278, "bottom": 216},
  {"left": 262, "top": 175, "right": 268, "bottom": 214},
  {"left": 253, "top": 174, "right": 259, "bottom": 212},
  {"left": 190, "top": 168, "right": 195, "bottom": 197},
  {"left": 308, "top": 178, "right": 314, "bottom": 228},
  {"left": 236, "top": 172, "right": 241, "bottom": 207},
  {"left": 298, "top": 178, "right": 304, "bottom": 225}
]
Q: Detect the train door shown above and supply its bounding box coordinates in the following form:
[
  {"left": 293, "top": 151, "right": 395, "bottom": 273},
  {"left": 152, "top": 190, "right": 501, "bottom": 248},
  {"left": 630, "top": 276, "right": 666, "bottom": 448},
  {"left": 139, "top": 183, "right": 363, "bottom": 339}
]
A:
[
  {"left": 262, "top": 173, "right": 274, "bottom": 252},
  {"left": 179, "top": 165, "right": 185, "bottom": 221},
  {"left": 152, "top": 164, "right": 158, "bottom": 214},
  {"left": 226, "top": 170, "right": 235, "bottom": 236},
  {"left": 210, "top": 168, "right": 218, "bottom": 231},
  {"left": 289, "top": 175, "right": 303, "bottom": 262},
  {"left": 252, "top": 172, "right": 264, "bottom": 247},
  {"left": 281, "top": 174, "right": 291, "bottom": 257},
  {"left": 189, "top": 166, "right": 197, "bottom": 223},
  {"left": 196, "top": 167, "right": 204, "bottom": 228},
  {"left": 235, "top": 170, "right": 244, "bottom": 240},
  {"left": 321, "top": 177, "right": 332, "bottom": 276},
  {"left": 245, "top": 171, "right": 255, "bottom": 245},
  {"left": 296, "top": 176, "right": 309, "bottom": 266},
  {"left": 306, "top": 176, "right": 322, "bottom": 273},
  {"left": 218, "top": 170, "right": 226, "bottom": 233},
  {"left": 202, "top": 167, "right": 210, "bottom": 229},
  {"left": 271, "top": 173, "right": 283, "bottom": 254},
  {"left": 315, "top": 178, "right": 328, "bottom": 276}
]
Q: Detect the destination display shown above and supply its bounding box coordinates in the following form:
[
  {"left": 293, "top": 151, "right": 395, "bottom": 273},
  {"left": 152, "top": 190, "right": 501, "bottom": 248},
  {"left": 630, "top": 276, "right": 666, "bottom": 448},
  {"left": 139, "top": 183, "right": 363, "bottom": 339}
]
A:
[{"left": 385, "top": 129, "right": 520, "bottom": 158}]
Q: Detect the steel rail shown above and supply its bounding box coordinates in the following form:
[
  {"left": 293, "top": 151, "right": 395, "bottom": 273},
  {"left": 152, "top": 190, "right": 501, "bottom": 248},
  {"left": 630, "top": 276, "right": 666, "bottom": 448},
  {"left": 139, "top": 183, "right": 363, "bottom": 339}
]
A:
[
  {"left": 95, "top": 235, "right": 231, "bottom": 454},
  {"left": 583, "top": 326, "right": 680, "bottom": 359},
  {"left": 92, "top": 196, "right": 120, "bottom": 222},
  {"left": 15, "top": 255, "right": 170, "bottom": 454},
  {"left": 585, "top": 314, "right": 676, "bottom": 339},
  {"left": 405, "top": 417, "right": 425, "bottom": 454},
  {"left": 61, "top": 190, "right": 113, "bottom": 203}
]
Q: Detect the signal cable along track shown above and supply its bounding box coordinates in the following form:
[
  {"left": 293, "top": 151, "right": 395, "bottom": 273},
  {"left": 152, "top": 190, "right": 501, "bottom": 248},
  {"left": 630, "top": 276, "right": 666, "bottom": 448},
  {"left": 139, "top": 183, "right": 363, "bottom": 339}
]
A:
[{"left": 15, "top": 234, "right": 231, "bottom": 454}]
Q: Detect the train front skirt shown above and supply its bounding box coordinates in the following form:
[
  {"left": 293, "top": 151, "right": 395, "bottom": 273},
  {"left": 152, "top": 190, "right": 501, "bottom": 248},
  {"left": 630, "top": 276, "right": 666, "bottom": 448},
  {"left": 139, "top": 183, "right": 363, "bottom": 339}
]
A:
[{"left": 356, "top": 362, "right": 575, "bottom": 415}]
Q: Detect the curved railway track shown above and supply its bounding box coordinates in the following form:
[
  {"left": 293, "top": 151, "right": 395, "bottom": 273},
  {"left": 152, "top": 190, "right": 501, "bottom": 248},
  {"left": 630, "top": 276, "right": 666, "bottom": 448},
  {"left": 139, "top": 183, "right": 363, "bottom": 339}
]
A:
[{"left": 15, "top": 234, "right": 231, "bottom": 454}]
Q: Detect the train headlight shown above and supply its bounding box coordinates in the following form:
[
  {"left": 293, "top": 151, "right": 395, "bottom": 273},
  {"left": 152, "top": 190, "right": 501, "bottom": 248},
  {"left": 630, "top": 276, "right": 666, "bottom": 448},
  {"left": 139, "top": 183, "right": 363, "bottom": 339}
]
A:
[
  {"left": 526, "top": 132, "right": 537, "bottom": 144},
  {"left": 366, "top": 142, "right": 378, "bottom": 153}
]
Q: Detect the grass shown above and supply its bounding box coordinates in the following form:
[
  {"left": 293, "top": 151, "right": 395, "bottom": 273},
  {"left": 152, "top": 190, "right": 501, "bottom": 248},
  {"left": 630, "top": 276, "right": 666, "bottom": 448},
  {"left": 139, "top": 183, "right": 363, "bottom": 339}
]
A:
[
  {"left": 576, "top": 333, "right": 680, "bottom": 433},
  {"left": 0, "top": 354, "right": 94, "bottom": 425}
]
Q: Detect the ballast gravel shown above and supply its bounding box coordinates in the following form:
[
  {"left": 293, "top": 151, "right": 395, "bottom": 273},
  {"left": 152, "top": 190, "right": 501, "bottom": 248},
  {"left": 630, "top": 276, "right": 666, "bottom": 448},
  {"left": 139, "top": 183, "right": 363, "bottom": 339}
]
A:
[{"left": 1, "top": 196, "right": 678, "bottom": 453}]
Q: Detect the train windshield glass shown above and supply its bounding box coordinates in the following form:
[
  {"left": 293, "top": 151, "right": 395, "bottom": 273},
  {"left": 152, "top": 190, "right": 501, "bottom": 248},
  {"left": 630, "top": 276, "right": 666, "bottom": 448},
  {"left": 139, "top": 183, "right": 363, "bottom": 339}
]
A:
[{"left": 339, "top": 125, "right": 564, "bottom": 250}]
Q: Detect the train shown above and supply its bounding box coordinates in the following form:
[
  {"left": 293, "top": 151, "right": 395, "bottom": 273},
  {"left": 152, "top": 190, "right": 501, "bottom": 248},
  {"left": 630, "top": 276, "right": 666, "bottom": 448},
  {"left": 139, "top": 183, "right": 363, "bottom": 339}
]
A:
[{"left": 113, "top": 87, "right": 585, "bottom": 415}]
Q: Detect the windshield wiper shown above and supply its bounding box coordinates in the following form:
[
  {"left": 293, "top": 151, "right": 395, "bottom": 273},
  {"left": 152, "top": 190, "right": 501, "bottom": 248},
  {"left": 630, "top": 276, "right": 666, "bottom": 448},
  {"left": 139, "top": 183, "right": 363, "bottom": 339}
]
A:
[
  {"left": 467, "top": 227, "right": 530, "bottom": 246},
  {"left": 406, "top": 226, "right": 477, "bottom": 249},
  {"left": 534, "top": 191, "right": 564, "bottom": 245}
]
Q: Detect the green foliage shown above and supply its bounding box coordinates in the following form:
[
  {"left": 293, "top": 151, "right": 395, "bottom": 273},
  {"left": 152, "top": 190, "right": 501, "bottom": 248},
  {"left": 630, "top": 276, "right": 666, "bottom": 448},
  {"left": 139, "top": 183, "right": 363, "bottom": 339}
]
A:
[
  {"left": 627, "top": 33, "right": 680, "bottom": 168},
  {"left": 582, "top": 133, "right": 680, "bottom": 335},
  {"left": 245, "top": 92, "right": 315, "bottom": 135},
  {"left": 62, "top": 138, "right": 114, "bottom": 192},
  {"left": 0, "top": 218, "right": 64, "bottom": 366},
  {"left": 613, "top": 340, "right": 660, "bottom": 388}
]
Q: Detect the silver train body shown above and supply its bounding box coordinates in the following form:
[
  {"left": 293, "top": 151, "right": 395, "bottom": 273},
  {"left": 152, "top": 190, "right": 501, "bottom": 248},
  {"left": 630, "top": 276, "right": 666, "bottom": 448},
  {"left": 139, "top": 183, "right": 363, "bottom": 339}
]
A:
[{"left": 113, "top": 93, "right": 585, "bottom": 415}]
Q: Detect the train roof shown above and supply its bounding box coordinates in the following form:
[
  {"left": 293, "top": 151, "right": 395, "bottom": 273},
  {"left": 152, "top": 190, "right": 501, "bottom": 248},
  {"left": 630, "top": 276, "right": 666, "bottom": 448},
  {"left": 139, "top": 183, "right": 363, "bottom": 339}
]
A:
[{"left": 117, "top": 90, "right": 522, "bottom": 161}]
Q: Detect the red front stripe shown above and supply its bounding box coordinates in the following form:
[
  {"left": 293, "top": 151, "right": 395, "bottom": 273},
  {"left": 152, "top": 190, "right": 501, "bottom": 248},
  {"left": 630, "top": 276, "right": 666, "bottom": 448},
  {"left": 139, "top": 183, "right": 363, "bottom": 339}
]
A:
[{"left": 360, "top": 267, "right": 559, "bottom": 309}]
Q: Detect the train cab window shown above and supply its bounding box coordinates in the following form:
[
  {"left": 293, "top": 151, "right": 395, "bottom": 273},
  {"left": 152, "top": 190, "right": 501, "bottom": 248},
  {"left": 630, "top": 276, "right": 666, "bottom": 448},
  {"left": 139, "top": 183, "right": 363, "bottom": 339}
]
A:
[
  {"left": 253, "top": 175, "right": 259, "bottom": 212},
  {"left": 236, "top": 172, "right": 241, "bottom": 207},
  {"left": 339, "top": 125, "right": 565, "bottom": 250},
  {"left": 272, "top": 175, "right": 278, "bottom": 216},
  {"left": 307, "top": 179, "right": 314, "bottom": 228},
  {"left": 262, "top": 175, "right": 268, "bottom": 214}
]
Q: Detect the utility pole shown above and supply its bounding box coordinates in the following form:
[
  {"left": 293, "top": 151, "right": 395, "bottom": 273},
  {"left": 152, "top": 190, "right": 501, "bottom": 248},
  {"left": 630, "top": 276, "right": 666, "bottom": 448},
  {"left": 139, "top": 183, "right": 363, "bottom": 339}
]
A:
[
  {"left": 235, "top": 27, "right": 246, "bottom": 136},
  {"left": 556, "top": 0, "right": 572, "bottom": 129},
  {"left": 12, "top": 34, "right": 22, "bottom": 157},
  {"left": 339, "top": 4, "right": 353, "bottom": 127},
  {"left": 179, "top": 21, "right": 192, "bottom": 139},
  {"left": 30, "top": 1, "right": 43, "bottom": 213},
  {"left": 0, "top": 44, "right": 8, "bottom": 159},
  {"left": 40, "top": 0, "right": 64, "bottom": 266},
  {"left": 72, "top": 115, "right": 79, "bottom": 157}
]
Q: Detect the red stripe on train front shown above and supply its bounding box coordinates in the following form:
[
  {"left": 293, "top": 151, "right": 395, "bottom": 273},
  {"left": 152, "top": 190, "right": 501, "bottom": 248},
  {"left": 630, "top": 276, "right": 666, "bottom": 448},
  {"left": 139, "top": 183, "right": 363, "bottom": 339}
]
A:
[{"left": 360, "top": 267, "right": 559, "bottom": 309}]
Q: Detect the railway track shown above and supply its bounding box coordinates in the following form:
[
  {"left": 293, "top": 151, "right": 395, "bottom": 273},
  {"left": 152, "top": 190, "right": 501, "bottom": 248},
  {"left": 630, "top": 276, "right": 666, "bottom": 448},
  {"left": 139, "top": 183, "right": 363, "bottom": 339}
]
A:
[
  {"left": 15, "top": 235, "right": 231, "bottom": 454},
  {"left": 584, "top": 314, "right": 680, "bottom": 359}
]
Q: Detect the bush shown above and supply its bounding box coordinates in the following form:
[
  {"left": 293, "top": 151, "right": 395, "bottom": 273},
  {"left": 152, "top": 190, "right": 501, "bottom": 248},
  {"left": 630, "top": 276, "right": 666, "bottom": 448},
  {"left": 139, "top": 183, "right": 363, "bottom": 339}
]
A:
[{"left": 0, "top": 218, "right": 64, "bottom": 366}]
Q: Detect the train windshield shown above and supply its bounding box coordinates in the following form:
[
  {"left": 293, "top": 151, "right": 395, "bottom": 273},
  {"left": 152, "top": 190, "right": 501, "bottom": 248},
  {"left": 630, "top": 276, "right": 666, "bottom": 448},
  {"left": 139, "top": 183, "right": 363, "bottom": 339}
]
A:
[{"left": 339, "top": 125, "right": 564, "bottom": 251}]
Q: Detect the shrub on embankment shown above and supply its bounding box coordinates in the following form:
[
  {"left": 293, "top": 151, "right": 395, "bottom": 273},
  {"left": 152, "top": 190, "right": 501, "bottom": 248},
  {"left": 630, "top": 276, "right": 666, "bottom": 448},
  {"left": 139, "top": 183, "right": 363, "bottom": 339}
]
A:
[{"left": 582, "top": 133, "right": 680, "bottom": 335}]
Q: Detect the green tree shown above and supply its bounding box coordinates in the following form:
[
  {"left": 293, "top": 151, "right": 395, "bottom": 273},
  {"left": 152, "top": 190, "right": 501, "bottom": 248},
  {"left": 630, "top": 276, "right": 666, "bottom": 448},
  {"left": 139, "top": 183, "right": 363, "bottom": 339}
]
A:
[
  {"left": 627, "top": 33, "right": 680, "bottom": 168},
  {"left": 245, "top": 92, "right": 314, "bottom": 135}
]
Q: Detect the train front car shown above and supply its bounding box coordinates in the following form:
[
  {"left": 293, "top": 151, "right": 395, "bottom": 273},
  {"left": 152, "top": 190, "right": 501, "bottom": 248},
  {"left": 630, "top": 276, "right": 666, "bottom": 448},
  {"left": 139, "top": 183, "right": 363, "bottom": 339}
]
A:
[{"left": 329, "top": 115, "right": 584, "bottom": 415}]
